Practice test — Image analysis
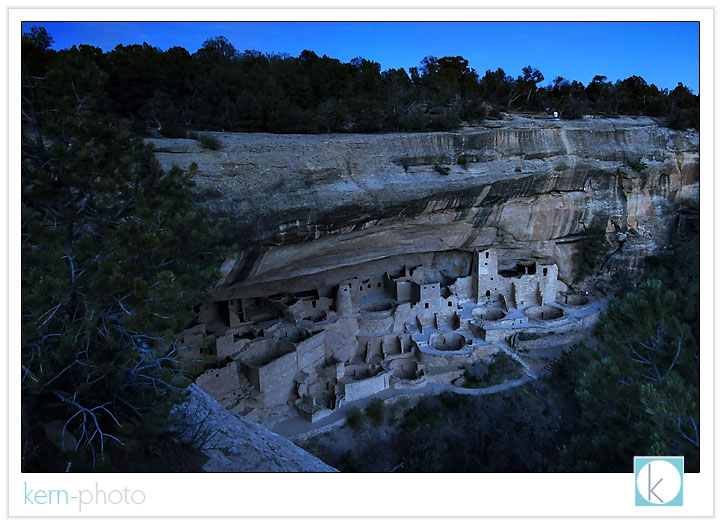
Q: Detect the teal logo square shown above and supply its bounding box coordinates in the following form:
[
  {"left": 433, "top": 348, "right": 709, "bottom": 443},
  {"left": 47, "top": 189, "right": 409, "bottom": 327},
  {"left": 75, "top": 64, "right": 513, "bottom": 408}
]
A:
[{"left": 634, "top": 456, "right": 684, "bottom": 506}]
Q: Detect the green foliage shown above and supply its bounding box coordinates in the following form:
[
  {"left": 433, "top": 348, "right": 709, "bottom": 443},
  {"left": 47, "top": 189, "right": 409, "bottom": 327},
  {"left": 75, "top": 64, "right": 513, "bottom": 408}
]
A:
[
  {"left": 365, "top": 398, "right": 386, "bottom": 424},
  {"left": 488, "top": 107, "right": 503, "bottom": 120},
  {"left": 345, "top": 407, "right": 364, "bottom": 430},
  {"left": 626, "top": 156, "right": 649, "bottom": 173},
  {"left": 574, "top": 226, "right": 608, "bottom": 282},
  {"left": 561, "top": 281, "right": 699, "bottom": 472},
  {"left": 667, "top": 106, "right": 699, "bottom": 131},
  {"left": 561, "top": 98, "right": 586, "bottom": 119},
  {"left": 485, "top": 353, "right": 525, "bottom": 384},
  {"left": 337, "top": 450, "right": 361, "bottom": 472},
  {"left": 668, "top": 83, "right": 700, "bottom": 130},
  {"left": 197, "top": 134, "right": 222, "bottom": 150},
  {"left": 517, "top": 331, "right": 543, "bottom": 341},
  {"left": 644, "top": 200, "right": 700, "bottom": 346},
  {"left": 463, "top": 361, "right": 489, "bottom": 387},
  {"left": 456, "top": 154, "right": 472, "bottom": 167},
  {"left": 159, "top": 124, "right": 188, "bottom": 139},
  {"left": 20, "top": 27, "right": 699, "bottom": 136},
  {"left": 463, "top": 353, "right": 523, "bottom": 387},
  {"left": 324, "top": 385, "right": 574, "bottom": 472},
  {"left": 21, "top": 30, "right": 227, "bottom": 471}
]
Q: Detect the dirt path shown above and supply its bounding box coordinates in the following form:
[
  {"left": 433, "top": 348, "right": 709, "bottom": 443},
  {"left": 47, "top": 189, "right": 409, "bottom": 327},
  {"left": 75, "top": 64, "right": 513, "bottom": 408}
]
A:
[{"left": 272, "top": 372, "right": 534, "bottom": 439}]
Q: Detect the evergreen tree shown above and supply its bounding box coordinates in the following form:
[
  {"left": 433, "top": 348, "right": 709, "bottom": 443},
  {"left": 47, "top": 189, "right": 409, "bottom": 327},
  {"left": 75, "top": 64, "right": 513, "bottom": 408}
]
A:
[
  {"left": 21, "top": 29, "right": 227, "bottom": 471},
  {"left": 562, "top": 280, "right": 699, "bottom": 472}
]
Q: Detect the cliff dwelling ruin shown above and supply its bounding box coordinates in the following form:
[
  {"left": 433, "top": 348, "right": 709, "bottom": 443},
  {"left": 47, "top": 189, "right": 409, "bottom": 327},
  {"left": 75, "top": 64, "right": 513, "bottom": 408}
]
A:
[
  {"left": 148, "top": 117, "right": 699, "bottom": 434},
  {"left": 183, "top": 248, "right": 603, "bottom": 428}
]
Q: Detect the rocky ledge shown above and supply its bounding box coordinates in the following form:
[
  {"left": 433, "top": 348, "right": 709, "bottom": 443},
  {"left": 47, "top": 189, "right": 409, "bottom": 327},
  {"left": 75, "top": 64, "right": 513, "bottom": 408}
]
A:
[
  {"left": 149, "top": 115, "right": 699, "bottom": 299},
  {"left": 171, "top": 384, "right": 337, "bottom": 472}
]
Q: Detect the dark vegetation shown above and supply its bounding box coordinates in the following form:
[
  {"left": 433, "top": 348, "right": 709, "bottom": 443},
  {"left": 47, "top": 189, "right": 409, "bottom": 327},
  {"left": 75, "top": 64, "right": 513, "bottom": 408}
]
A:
[
  {"left": 21, "top": 26, "right": 700, "bottom": 473},
  {"left": 549, "top": 201, "right": 699, "bottom": 473},
  {"left": 573, "top": 226, "right": 610, "bottom": 282},
  {"left": 463, "top": 352, "right": 524, "bottom": 388},
  {"left": 306, "top": 202, "right": 699, "bottom": 474},
  {"left": 25, "top": 28, "right": 698, "bottom": 137},
  {"left": 196, "top": 133, "right": 223, "bottom": 150},
  {"left": 21, "top": 27, "right": 228, "bottom": 472},
  {"left": 305, "top": 384, "right": 576, "bottom": 473},
  {"left": 562, "top": 198, "right": 700, "bottom": 472}
]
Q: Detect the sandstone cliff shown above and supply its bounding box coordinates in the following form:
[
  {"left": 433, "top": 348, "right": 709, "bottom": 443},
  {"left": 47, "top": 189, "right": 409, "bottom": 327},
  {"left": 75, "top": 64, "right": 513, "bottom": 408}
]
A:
[
  {"left": 172, "top": 384, "right": 337, "bottom": 472},
  {"left": 149, "top": 115, "right": 699, "bottom": 299}
]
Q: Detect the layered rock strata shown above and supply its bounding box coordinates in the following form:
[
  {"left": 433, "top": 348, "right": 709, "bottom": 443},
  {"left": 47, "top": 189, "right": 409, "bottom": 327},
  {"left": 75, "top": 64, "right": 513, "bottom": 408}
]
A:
[{"left": 150, "top": 116, "right": 699, "bottom": 299}]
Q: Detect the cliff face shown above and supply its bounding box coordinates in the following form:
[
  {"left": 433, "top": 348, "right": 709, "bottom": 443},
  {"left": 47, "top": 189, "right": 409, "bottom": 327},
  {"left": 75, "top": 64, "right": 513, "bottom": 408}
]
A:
[
  {"left": 150, "top": 116, "right": 699, "bottom": 298},
  {"left": 172, "top": 385, "right": 337, "bottom": 472}
]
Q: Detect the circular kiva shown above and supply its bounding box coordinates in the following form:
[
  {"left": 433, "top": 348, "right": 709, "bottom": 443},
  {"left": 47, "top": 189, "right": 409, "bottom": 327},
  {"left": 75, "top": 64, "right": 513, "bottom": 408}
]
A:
[
  {"left": 472, "top": 307, "right": 506, "bottom": 321},
  {"left": 524, "top": 305, "right": 564, "bottom": 321},
  {"left": 360, "top": 300, "right": 394, "bottom": 313},
  {"left": 429, "top": 332, "right": 467, "bottom": 351}
]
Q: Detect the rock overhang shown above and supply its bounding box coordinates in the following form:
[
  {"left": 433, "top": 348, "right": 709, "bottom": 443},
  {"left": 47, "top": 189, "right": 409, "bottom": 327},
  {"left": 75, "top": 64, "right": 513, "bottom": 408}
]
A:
[{"left": 149, "top": 116, "right": 699, "bottom": 299}]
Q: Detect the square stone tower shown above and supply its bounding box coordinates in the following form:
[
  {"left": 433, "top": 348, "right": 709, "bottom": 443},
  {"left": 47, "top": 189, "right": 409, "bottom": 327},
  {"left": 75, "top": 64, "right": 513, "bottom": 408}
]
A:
[{"left": 474, "top": 249, "right": 507, "bottom": 304}]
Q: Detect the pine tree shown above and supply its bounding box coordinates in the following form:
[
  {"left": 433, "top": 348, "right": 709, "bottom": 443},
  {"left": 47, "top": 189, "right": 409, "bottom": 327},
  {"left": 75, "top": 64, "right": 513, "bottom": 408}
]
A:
[
  {"left": 561, "top": 280, "right": 699, "bottom": 472},
  {"left": 21, "top": 29, "right": 227, "bottom": 471}
]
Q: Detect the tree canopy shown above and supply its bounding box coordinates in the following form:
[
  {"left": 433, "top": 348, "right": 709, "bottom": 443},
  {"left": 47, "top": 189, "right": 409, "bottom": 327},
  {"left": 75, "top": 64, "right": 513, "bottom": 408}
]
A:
[
  {"left": 23, "top": 27, "right": 700, "bottom": 136},
  {"left": 21, "top": 28, "right": 227, "bottom": 471},
  {"left": 561, "top": 201, "right": 700, "bottom": 473}
]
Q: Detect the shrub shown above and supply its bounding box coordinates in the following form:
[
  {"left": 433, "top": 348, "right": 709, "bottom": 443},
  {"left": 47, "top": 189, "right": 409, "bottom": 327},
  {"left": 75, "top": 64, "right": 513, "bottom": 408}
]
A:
[
  {"left": 397, "top": 157, "right": 412, "bottom": 172},
  {"left": 365, "top": 398, "right": 385, "bottom": 424},
  {"left": 337, "top": 450, "right": 361, "bottom": 472},
  {"left": 399, "top": 111, "right": 427, "bottom": 132},
  {"left": 439, "top": 392, "right": 462, "bottom": 410},
  {"left": 159, "top": 124, "right": 187, "bottom": 138},
  {"left": 574, "top": 226, "right": 609, "bottom": 282},
  {"left": 457, "top": 154, "right": 471, "bottom": 167},
  {"left": 400, "top": 397, "right": 441, "bottom": 432},
  {"left": 464, "top": 361, "right": 489, "bottom": 387},
  {"left": 625, "top": 156, "right": 648, "bottom": 173},
  {"left": 426, "top": 113, "right": 459, "bottom": 131},
  {"left": 346, "top": 407, "right": 364, "bottom": 430},
  {"left": 488, "top": 108, "right": 503, "bottom": 120},
  {"left": 562, "top": 98, "right": 588, "bottom": 120},
  {"left": 518, "top": 331, "right": 543, "bottom": 342},
  {"left": 667, "top": 106, "right": 699, "bottom": 131},
  {"left": 197, "top": 134, "right": 222, "bottom": 150},
  {"left": 484, "top": 354, "right": 524, "bottom": 385}
]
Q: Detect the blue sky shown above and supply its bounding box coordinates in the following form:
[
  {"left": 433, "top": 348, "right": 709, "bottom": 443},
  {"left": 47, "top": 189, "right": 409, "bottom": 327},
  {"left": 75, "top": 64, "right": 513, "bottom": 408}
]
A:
[{"left": 22, "top": 21, "right": 700, "bottom": 93}]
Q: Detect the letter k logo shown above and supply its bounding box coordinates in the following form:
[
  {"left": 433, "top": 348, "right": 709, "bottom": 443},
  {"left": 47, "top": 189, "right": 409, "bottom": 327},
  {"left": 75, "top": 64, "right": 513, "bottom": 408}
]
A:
[
  {"left": 647, "top": 462, "right": 664, "bottom": 503},
  {"left": 635, "top": 457, "right": 684, "bottom": 506}
]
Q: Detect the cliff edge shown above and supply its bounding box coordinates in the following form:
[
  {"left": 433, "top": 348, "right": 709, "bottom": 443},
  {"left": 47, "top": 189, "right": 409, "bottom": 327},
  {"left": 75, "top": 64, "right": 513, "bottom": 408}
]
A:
[{"left": 172, "top": 384, "right": 337, "bottom": 472}]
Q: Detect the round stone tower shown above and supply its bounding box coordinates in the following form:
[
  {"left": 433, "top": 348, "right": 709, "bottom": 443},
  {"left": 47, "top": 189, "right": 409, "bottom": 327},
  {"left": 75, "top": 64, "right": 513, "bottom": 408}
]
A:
[{"left": 335, "top": 284, "right": 353, "bottom": 316}]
